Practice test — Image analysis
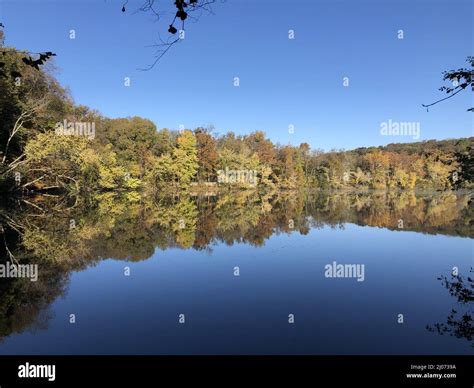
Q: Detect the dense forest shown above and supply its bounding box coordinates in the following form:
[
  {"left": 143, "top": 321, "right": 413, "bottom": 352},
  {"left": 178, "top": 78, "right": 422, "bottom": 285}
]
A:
[{"left": 1, "top": 39, "right": 473, "bottom": 196}]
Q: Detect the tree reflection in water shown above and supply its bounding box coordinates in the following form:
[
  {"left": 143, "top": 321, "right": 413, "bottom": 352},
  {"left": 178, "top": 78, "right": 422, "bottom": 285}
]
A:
[
  {"left": 427, "top": 269, "right": 474, "bottom": 348},
  {"left": 0, "top": 190, "right": 472, "bottom": 343}
]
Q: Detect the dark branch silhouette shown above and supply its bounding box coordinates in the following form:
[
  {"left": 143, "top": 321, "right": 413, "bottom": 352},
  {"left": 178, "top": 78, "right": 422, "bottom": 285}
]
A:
[
  {"left": 426, "top": 269, "right": 474, "bottom": 347},
  {"left": 423, "top": 56, "right": 474, "bottom": 112},
  {"left": 121, "top": 0, "right": 218, "bottom": 69},
  {"left": 0, "top": 24, "right": 56, "bottom": 78}
]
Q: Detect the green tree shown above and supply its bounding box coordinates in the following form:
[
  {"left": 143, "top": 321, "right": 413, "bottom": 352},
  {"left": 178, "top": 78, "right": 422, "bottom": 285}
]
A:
[{"left": 173, "top": 130, "right": 198, "bottom": 188}]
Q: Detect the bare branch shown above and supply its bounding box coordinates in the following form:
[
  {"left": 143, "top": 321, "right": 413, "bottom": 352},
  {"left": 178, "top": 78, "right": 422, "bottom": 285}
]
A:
[
  {"left": 423, "top": 56, "right": 473, "bottom": 112},
  {"left": 130, "top": 0, "right": 217, "bottom": 69},
  {"left": 422, "top": 87, "right": 465, "bottom": 111}
]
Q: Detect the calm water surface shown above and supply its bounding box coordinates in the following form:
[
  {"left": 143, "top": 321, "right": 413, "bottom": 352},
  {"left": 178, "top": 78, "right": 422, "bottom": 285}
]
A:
[{"left": 0, "top": 191, "right": 472, "bottom": 354}]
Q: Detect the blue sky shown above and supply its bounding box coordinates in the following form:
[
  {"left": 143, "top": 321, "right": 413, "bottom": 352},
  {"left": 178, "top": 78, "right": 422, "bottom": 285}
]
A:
[{"left": 1, "top": 0, "right": 472, "bottom": 150}]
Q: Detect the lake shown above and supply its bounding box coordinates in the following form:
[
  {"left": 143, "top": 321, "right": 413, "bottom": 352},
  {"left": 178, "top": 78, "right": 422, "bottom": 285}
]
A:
[{"left": 0, "top": 191, "right": 472, "bottom": 354}]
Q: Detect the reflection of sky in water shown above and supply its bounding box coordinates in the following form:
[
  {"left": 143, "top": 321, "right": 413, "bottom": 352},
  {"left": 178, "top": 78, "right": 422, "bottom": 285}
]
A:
[{"left": 0, "top": 223, "right": 472, "bottom": 355}]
